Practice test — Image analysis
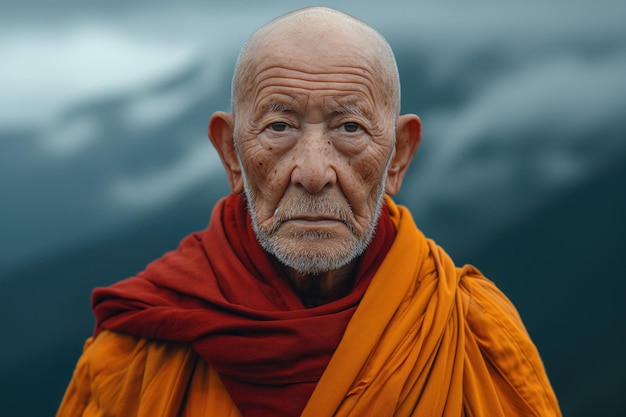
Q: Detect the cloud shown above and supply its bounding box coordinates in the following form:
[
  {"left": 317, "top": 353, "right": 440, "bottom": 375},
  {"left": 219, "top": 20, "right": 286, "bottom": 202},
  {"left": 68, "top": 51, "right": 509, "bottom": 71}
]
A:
[
  {"left": 108, "top": 140, "right": 224, "bottom": 208},
  {"left": 0, "top": 24, "right": 199, "bottom": 127},
  {"left": 38, "top": 113, "right": 100, "bottom": 157}
]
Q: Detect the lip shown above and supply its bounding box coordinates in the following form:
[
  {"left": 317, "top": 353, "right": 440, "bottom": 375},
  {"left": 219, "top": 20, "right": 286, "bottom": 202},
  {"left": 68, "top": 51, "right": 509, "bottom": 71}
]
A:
[
  {"left": 288, "top": 218, "right": 341, "bottom": 224},
  {"left": 291, "top": 215, "right": 340, "bottom": 222},
  {"left": 285, "top": 217, "right": 344, "bottom": 227}
]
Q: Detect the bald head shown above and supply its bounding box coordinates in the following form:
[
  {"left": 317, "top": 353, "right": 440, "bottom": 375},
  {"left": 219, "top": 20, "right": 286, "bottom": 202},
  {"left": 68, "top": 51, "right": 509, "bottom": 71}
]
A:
[{"left": 231, "top": 7, "right": 400, "bottom": 117}]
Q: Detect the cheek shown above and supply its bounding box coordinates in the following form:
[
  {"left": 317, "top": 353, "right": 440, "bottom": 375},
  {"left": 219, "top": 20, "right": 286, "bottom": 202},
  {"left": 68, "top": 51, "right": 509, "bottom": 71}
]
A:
[
  {"left": 342, "top": 147, "right": 391, "bottom": 213},
  {"left": 353, "top": 148, "right": 391, "bottom": 189},
  {"left": 242, "top": 150, "right": 277, "bottom": 192},
  {"left": 238, "top": 141, "right": 290, "bottom": 216},
  {"left": 238, "top": 133, "right": 272, "bottom": 180}
]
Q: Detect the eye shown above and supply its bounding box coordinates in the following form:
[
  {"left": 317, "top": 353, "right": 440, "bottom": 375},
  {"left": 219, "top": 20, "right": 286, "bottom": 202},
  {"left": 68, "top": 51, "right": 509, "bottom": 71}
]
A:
[
  {"left": 268, "top": 122, "right": 289, "bottom": 132},
  {"left": 342, "top": 122, "right": 362, "bottom": 133}
]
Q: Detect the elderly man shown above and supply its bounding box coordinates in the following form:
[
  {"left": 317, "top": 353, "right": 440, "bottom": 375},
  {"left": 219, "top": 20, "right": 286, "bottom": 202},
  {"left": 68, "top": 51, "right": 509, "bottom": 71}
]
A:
[{"left": 57, "top": 7, "right": 561, "bottom": 417}]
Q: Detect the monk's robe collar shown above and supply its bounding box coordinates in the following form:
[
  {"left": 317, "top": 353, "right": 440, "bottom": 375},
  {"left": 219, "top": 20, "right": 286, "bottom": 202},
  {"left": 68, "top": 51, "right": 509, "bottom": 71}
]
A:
[{"left": 92, "top": 192, "right": 396, "bottom": 417}]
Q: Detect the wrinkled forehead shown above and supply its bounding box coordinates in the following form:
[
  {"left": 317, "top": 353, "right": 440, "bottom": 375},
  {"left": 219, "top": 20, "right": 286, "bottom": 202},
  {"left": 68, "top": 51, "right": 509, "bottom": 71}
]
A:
[
  {"left": 252, "top": 47, "right": 378, "bottom": 98},
  {"left": 233, "top": 9, "right": 399, "bottom": 117}
]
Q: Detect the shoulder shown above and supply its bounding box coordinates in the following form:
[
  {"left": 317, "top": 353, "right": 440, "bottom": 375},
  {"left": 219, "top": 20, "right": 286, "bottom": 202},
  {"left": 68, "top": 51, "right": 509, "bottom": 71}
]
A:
[
  {"left": 458, "top": 265, "right": 538, "bottom": 368},
  {"left": 94, "top": 331, "right": 193, "bottom": 385},
  {"left": 71, "top": 331, "right": 197, "bottom": 417},
  {"left": 458, "top": 266, "right": 525, "bottom": 327}
]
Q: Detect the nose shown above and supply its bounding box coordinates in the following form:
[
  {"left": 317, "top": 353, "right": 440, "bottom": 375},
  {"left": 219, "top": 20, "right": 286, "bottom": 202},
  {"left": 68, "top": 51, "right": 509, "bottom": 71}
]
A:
[{"left": 291, "top": 126, "right": 337, "bottom": 193}]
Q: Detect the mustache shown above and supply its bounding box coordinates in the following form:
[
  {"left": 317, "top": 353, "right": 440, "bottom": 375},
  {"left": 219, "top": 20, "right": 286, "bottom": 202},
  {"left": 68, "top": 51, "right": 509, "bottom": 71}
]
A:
[{"left": 270, "top": 194, "right": 355, "bottom": 232}]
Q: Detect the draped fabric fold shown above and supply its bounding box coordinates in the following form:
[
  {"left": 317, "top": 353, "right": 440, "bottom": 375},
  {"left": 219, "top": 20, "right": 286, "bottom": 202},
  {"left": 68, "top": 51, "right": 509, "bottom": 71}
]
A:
[{"left": 91, "top": 192, "right": 396, "bottom": 417}]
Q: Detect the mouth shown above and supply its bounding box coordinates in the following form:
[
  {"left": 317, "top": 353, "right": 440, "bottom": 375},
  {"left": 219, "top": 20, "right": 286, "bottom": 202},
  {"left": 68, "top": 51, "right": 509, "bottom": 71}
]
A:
[
  {"left": 290, "top": 215, "right": 341, "bottom": 222},
  {"left": 287, "top": 217, "right": 342, "bottom": 225},
  {"left": 282, "top": 216, "right": 345, "bottom": 231}
]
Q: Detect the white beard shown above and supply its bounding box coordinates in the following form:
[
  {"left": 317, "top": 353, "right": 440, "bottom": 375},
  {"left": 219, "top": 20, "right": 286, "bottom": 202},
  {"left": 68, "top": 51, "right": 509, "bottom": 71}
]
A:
[{"left": 241, "top": 171, "right": 388, "bottom": 275}]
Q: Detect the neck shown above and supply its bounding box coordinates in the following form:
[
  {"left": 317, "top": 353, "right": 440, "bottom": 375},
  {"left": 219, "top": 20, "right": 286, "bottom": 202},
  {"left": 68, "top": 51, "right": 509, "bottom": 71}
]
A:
[{"left": 283, "top": 260, "right": 358, "bottom": 308}]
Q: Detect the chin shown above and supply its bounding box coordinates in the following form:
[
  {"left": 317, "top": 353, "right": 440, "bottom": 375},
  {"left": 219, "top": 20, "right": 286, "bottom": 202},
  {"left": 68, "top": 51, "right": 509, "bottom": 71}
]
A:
[{"left": 265, "top": 235, "right": 368, "bottom": 275}]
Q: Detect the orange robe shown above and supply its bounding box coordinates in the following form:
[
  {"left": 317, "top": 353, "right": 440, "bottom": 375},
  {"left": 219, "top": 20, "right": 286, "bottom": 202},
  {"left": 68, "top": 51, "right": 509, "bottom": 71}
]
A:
[{"left": 57, "top": 198, "right": 561, "bottom": 416}]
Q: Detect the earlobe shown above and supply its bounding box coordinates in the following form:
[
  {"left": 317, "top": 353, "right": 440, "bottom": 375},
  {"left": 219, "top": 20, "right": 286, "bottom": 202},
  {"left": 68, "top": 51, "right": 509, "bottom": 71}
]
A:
[
  {"left": 208, "top": 111, "right": 244, "bottom": 193},
  {"left": 385, "top": 114, "right": 422, "bottom": 196}
]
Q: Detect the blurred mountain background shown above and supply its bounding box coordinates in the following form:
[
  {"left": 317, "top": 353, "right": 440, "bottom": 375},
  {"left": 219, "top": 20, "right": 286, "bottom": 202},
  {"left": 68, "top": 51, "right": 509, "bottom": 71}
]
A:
[{"left": 1, "top": 1, "right": 624, "bottom": 415}]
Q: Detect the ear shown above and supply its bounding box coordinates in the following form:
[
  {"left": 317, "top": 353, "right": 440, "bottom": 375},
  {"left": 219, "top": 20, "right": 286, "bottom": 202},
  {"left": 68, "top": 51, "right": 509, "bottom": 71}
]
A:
[
  {"left": 386, "top": 114, "right": 422, "bottom": 196},
  {"left": 208, "top": 111, "right": 244, "bottom": 193}
]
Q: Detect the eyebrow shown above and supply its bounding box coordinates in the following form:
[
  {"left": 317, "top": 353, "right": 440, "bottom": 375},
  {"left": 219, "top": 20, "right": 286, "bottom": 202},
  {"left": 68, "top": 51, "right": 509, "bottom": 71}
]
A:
[
  {"left": 263, "top": 101, "right": 294, "bottom": 115},
  {"left": 331, "top": 102, "right": 366, "bottom": 118}
]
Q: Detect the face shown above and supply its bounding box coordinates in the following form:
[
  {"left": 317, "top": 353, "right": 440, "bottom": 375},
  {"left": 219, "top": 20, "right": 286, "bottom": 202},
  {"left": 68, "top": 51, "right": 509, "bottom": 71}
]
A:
[{"left": 234, "top": 32, "right": 398, "bottom": 274}]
